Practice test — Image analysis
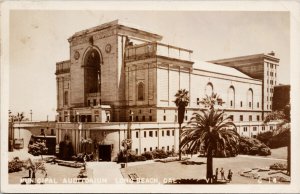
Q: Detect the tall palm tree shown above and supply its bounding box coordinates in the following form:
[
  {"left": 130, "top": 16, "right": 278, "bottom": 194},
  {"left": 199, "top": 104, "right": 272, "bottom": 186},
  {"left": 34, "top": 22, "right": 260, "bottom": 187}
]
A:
[
  {"left": 14, "top": 112, "right": 25, "bottom": 139},
  {"left": 181, "top": 93, "right": 239, "bottom": 183},
  {"left": 174, "top": 89, "right": 190, "bottom": 160}
]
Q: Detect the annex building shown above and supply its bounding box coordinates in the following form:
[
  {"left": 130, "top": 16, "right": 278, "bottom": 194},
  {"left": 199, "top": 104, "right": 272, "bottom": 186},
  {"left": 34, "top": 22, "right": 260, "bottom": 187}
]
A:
[{"left": 54, "top": 20, "right": 280, "bottom": 161}]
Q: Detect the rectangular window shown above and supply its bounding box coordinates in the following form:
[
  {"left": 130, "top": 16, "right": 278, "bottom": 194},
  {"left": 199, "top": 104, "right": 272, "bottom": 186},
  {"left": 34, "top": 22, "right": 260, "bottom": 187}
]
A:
[
  {"left": 136, "top": 149, "right": 138, "bottom": 154},
  {"left": 139, "top": 110, "right": 142, "bottom": 114},
  {"left": 230, "top": 100, "right": 233, "bottom": 107},
  {"left": 197, "top": 98, "right": 200, "bottom": 105},
  {"left": 270, "top": 126, "right": 273, "bottom": 130},
  {"left": 167, "top": 146, "right": 169, "bottom": 151},
  {"left": 149, "top": 131, "right": 153, "bottom": 137},
  {"left": 149, "top": 109, "right": 152, "bottom": 113},
  {"left": 144, "top": 148, "right": 146, "bottom": 152},
  {"left": 150, "top": 147, "right": 152, "bottom": 151},
  {"left": 149, "top": 116, "right": 152, "bottom": 121},
  {"left": 172, "top": 130, "right": 174, "bottom": 136},
  {"left": 167, "top": 130, "right": 170, "bottom": 136},
  {"left": 93, "top": 99, "right": 96, "bottom": 106},
  {"left": 144, "top": 131, "right": 146, "bottom": 138},
  {"left": 164, "top": 109, "right": 166, "bottom": 113},
  {"left": 142, "top": 116, "right": 145, "bottom": 121},
  {"left": 155, "top": 131, "right": 158, "bottom": 137},
  {"left": 249, "top": 102, "right": 252, "bottom": 108},
  {"left": 253, "top": 127, "right": 257, "bottom": 131},
  {"left": 257, "top": 115, "right": 260, "bottom": 121},
  {"left": 88, "top": 100, "right": 91, "bottom": 106},
  {"left": 163, "top": 115, "right": 166, "bottom": 121},
  {"left": 262, "top": 126, "right": 265, "bottom": 131},
  {"left": 185, "top": 116, "right": 188, "bottom": 121},
  {"left": 240, "top": 101, "right": 243, "bottom": 107},
  {"left": 240, "top": 115, "right": 243, "bottom": 122},
  {"left": 249, "top": 115, "right": 252, "bottom": 121},
  {"left": 257, "top": 102, "right": 259, "bottom": 108},
  {"left": 162, "top": 131, "right": 164, "bottom": 137},
  {"left": 136, "top": 131, "right": 139, "bottom": 138},
  {"left": 136, "top": 116, "right": 139, "bottom": 121},
  {"left": 175, "top": 115, "right": 177, "bottom": 122},
  {"left": 243, "top": 127, "right": 248, "bottom": 132}
]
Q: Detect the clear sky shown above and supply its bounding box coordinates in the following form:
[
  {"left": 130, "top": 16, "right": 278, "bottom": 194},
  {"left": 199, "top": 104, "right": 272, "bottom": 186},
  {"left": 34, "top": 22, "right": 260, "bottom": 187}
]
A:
[{"left": 9, "top": 10, "right": 290, "bottom": 121}]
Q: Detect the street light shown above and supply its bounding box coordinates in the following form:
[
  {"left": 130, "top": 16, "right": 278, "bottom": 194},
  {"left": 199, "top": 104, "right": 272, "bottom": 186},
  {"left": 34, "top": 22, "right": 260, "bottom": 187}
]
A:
[{"left": 30, "top": 109, "right": 32, "bottom": 122}]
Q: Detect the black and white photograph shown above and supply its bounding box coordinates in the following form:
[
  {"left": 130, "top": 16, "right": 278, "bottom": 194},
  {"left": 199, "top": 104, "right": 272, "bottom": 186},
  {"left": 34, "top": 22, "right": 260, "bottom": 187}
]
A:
[{"left": 1, "top": 1, "right": 300, "bottom": 193}]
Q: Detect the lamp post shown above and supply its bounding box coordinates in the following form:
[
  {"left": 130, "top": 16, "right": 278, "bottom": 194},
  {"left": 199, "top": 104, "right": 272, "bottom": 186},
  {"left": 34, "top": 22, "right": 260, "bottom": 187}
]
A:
[
  {"left": 30, "top": 109, "right": 32, "bottom": 122},
  {"left": 8, "top": 110, "right": 13, "bottom": 151},
  {"left": 125, "top": 111, "right": 134, "bottom": 167}
]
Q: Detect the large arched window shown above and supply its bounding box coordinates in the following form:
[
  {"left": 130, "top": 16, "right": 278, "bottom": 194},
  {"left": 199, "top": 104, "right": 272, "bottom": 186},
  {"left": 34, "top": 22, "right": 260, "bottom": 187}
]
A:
[
  {"left": 205, "top": 82, "right": 213, "bottom": 96},
  {"left": 64, "top": 91, "right": 68, "bottom": 106},
  {"left": 247, "top": 88, "right": 253, "bottom": 109},
  {"left": 84, "top": 48, "right": 101, "bottom": 93},
  {"left": 138, "top": 82, "right": 145, "bottom": 101},
  {"left": 228, "top": 86, "right": 235, "bottom": 108}
]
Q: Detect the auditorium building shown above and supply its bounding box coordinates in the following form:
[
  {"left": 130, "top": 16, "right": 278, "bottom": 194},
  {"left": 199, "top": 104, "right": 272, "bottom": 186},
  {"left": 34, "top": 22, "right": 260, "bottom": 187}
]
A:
[{"left": 54, "top": 20, "right": 280, "bottom": 160}]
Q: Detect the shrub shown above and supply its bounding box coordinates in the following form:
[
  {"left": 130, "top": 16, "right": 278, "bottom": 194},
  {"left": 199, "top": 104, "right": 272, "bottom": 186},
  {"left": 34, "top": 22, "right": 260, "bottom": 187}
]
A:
[
  {"left": 28, "top": 139, "right": 48, "bottom": 156},
  {"left": 117, "top": 150, "right": 147, "bottom": 163},
  {"left": 257, "top": 131, "right": 273, "bottom": 145},
  {"left": 259, "top": 147, "right": 271, "bottom": 156},
  {"left": 257, "top": 130, "right": 290, "bottom": 149},
  {"left": 8, "top": 157, "right": 24, "bottom": 173},
  {"left": 72, "top": 153, "right": 94, "bottom": 162},
  {"left": 270, "top": 163, "right": 287, "bottom": 170},
  {"left": 142, "top": 151, "right": 153, "bottom": 160},
  {"left": 239, "top": 136, "right": 271, "bottom": 156},
  {"left": 152, "top": 149, "right": 168, "bottom": 159},
  {"left": 58, "top": 140, "right": 74, "bottom": 160}
]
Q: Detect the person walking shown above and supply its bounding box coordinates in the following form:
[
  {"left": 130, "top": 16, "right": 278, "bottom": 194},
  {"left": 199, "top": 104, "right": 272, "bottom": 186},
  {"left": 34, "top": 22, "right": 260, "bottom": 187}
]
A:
[
  {"left": 227, "top": 169, "right": 233, "bottom": 182},
  {"left": 220, "top": 168, "right": 225, "bottom": 180},
  {"left": 215, "top": 168, "right": 219, "bottom": 181}
]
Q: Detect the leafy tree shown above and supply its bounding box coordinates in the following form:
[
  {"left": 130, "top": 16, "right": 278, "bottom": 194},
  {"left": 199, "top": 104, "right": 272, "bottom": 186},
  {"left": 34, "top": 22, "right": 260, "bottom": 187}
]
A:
[
  {"left": 264, "top": 103, "right": 291, "bottom": 175},
  {"left": 181, "top": 93, "right": 239, "bottom": 183},
  {"left": 28, "top": 139, "right": 48, "bottom": 160},
  {"left": 174, "top": 89, "right": 190, "bottom": 160}
]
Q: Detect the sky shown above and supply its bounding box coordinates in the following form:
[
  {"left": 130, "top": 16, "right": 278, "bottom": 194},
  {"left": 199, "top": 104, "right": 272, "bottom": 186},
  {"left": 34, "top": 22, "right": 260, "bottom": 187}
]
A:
[{"left": 9, "top": 10, "right": 290, "bottom": 121}]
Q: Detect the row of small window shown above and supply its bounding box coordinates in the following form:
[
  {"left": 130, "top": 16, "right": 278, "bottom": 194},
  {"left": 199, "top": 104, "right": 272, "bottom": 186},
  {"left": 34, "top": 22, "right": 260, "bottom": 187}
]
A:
[
  {"left": 267, "top": 63, "right": 276, "bottom": 69},
  {"left": 267, "top": 71, "right": 276, "bottom": 77},
  {"left": 136, "top": 145, "right": 173, "bottom": 154},
  {"left": 197, "top": 99, "right": 259, "bottom": 108},
  {"left": 136, "top": 130, "right": 175, "bottom": 138},
  {"left": 267, "top": 88, "right": 274, "bottom": 93},
  {"left": 267, "top": 79, "right": 276, "bottom": 85},
  {"left": 130, "top": 115, "right": 153, "bottom": 122},
  {"left": 242, "top": 126, "right": 271, "bottom": 132},
  {"left": 238, "top": 115, "right": 260, "bottom": 122},
  {"left": 267, "top": 104, "right": 272, "bottom": 109}
]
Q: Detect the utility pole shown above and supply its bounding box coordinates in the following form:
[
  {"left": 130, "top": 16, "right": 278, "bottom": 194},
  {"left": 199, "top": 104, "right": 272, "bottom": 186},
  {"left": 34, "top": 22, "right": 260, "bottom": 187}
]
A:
[{"left": 30, "top": 109, "right": 32, "bottom": 121}]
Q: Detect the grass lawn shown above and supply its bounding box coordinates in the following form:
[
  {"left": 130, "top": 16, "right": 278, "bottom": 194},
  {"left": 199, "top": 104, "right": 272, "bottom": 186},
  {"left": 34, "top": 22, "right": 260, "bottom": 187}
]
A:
[
  {"left": 268, "top": 147, "right": 288, "bottom": 160},
  {"left": 121, "top": 154, "right": 288, "bottom": 184}
]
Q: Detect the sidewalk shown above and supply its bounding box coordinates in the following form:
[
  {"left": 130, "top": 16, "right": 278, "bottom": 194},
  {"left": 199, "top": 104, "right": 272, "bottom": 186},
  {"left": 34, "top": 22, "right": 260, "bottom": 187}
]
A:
[{"left": 87, "top": 162, "right": 124, "bottom": 184}]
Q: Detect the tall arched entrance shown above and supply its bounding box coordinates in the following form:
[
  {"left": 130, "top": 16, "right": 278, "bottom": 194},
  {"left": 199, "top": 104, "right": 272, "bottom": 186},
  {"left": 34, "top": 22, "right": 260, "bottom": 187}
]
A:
[{"left": 83, "top": 48, "right": 101, "bottom": 106}]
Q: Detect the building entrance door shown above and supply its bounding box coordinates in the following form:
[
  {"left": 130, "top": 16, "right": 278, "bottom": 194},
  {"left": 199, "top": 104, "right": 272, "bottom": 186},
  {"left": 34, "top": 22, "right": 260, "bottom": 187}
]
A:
[{"left": 98, "top": 144, "right": 112, "bottom": 161}]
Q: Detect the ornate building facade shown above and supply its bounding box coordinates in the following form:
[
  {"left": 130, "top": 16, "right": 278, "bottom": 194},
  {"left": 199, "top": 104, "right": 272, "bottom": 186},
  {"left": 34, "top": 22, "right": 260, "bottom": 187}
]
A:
[{"left": 55, "top": 20, "right": 279, "bottom": 160}]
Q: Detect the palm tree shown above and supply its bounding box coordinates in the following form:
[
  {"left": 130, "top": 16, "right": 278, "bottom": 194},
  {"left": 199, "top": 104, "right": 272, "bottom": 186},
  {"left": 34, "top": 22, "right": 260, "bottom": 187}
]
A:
[
  {"left": 15, "top": 112, "right": 25, "bottom": 139},
  {"left": 181, "top": 93, "right": 239, "bottom": 183},
  {"left": 174, "top": 89, "right": 190, "bottom": 160}
]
